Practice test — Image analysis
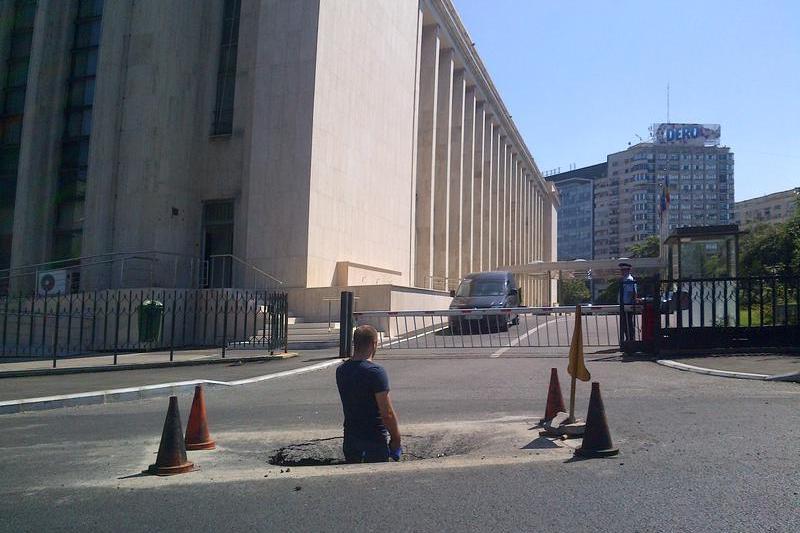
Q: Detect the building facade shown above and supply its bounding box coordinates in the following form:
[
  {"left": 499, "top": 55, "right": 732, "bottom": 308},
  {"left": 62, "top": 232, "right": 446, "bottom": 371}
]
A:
[
  {"left": 545, "top": 163, "right": 605, "bottom": 260},
  {"left": 547, "top": 124, "right": 734, "bottom": 261},
  {"left": 0, "top": 0, "right": 558, "bottom": 301},
  {"left": 597, "top": 124, "right": 734, "bottom": 259},
  {"left": 734, "top": 187, "right": 799, "bottom": 230}
]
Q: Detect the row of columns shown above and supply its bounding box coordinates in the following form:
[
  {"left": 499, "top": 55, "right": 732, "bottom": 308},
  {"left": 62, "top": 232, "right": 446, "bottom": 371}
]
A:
[{"left": 413, "top": 24, "right": 548, "bottom": 296}]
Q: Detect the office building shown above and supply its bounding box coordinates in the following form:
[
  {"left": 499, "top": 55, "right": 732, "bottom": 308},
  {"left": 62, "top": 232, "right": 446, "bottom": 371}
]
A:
[
  {"left": 600, "top": 124, "right": 733, "bottom": 259},
  {"left": 545, "top": 163, "right": 605, "bottom": 260},
  {"left": 548, "top": 124, "right": 734, "bottom": 260},
  {"left": 734, "top": 187, "right": 799, "bottom": 230},
  {"left": 0, "top": 0, "right": 558, "bottom": 306}
]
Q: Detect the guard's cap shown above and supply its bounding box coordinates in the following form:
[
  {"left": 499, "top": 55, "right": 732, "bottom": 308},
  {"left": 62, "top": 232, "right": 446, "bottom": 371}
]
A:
[{"left": 618, "top": 262, "right": 632, "bottom": 268}]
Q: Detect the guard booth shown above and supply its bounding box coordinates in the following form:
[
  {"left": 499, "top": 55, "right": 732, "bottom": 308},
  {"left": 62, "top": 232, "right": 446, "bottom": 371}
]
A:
[
  {"left": 624, "top": 225, "right": 745, "bottom": 354},
  {"left": 655, "top": 224, "right": 798, "bottom": 351}
]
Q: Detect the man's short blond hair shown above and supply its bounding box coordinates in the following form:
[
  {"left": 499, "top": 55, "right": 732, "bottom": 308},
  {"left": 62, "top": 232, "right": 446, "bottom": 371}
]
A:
[{"left": 352, "top": 325, "right": 378, "bottom": 356}]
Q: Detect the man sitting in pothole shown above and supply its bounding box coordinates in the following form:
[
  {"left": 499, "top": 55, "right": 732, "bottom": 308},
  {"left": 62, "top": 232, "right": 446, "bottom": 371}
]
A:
[{"left": 336, "top": 325, "right": 403, "bottom": 463}]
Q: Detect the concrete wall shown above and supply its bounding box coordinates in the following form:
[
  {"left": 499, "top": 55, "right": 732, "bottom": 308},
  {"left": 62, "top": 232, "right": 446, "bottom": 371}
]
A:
[
  {"left": 286, "top": 284, "right": 451, "bottom": 325},
  {"left": 305, "top": 0, "right": 419, "bottom": 288},
  {"left": 243, "top": 0, "right": 320, "bottom": 288},
  {"left": 83, "top": 0, "right": 249, "bottom": 287}
]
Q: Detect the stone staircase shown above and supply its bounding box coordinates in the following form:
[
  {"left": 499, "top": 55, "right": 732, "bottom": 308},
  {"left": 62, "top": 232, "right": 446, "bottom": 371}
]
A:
[
  {"left": 286, "top": 318, "right": 340, "bottom": 350},
  {"left": 227, "top": 316, "right": 340, "bottom": 351}
]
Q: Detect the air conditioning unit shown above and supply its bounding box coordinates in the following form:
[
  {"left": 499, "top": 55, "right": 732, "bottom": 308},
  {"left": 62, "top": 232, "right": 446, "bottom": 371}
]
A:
[{"left": 37, "top": 269, "right": 67, "bottom": 296}]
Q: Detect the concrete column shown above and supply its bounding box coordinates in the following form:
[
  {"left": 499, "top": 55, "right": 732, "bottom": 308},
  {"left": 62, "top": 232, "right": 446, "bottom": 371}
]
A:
[
  {"left": 493, "top": 133, "right": 502, "bottom": 268},
  {"left": 511, "top": 156, "right": 518, "bottom": 265},
  {"left": 432, "top": 48, "right": 454, "bottom": 291},
  {"left": 518, "top": 167, "right": 524, "bottom": 264},
  {"left": 461, "top": 88, "right": 477, "bottom": 276},
  {"left": 532, "top": 180, "right": 537, "bottom": 263},
  {"left": 499, "top": 143, "right": 507, "bottom": 267},
  {"left": 481, "top": 119, "right": 493, "bottom": 272},
  {"left": 514, "top": 157, "right": 520, "bottom": 265},
  {"left": 526, "top": 175, "right": 531, "bottom": 263},
  {"left": 10, "top": 0, "right": 76, "bottom": 289},
  {"left": 447, "top": 69, "right": 465, "bottom": 288},
  {"left": 413, "top": 25, "right": 440, "bottom": 288},
  {"left": 472, "top": 102, "right": 485, "bottom": 273},
  {"left": 81, "top": 0, "right": 136, "bottom": 289},
  {"left": 408, "top": 7, "right": 424, "bottom": 287}
]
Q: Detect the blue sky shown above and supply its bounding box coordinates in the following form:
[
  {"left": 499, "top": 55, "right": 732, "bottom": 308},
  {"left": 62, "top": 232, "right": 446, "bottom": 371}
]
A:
[{"left": 451, "top": 0, "right": 799, "bottom": 201}]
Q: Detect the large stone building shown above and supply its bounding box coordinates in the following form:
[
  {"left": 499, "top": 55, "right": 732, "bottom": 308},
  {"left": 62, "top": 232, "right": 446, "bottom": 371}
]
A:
[
  {"left": 734, "top": 187, "right": 799, "bottom": 230},
  {"left": 1, "top": 0, "right": 558, "bottom": 304}
]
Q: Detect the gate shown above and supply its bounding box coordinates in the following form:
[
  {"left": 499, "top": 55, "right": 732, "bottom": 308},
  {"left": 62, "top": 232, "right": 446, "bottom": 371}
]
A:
[
  {"left": 657, "top": 276, "right": 800, "bottom": 350},
  {"left": 353, "top": 305, "right": 621, "bottom": 350}
]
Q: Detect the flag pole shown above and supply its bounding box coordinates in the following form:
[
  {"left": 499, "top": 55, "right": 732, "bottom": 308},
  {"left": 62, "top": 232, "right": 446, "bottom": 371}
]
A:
[{"left": 568, "top": 373, "right": 577, "bottom": 423}]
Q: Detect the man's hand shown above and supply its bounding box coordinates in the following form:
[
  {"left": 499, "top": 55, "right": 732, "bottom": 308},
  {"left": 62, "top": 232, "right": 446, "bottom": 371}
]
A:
[{"left": 389, "top": 445, "right": 403, "bottom": 462}]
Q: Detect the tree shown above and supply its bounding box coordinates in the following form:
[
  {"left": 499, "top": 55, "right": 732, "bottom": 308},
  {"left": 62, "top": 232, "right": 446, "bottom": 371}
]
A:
[
  {"left": 627, "top": 235, "right": 661, "bottom": 258},
  {"left": 739, "top": 197, "right": 800, "bottom": 277},
  {"left": 558, "top": 278, "right": 590, "bottom": 306},
  {"left": 596, "top": 279, "right": 619, "bottom": 305}
]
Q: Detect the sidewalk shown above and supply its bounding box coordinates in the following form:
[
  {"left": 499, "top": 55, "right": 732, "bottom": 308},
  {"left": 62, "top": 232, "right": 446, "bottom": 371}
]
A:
[
  {"left": 0, "top": 348, "right": 296, "bottom": 378},
  {"left": 658, "top": 354, "right": 800, "bottom": 381}
]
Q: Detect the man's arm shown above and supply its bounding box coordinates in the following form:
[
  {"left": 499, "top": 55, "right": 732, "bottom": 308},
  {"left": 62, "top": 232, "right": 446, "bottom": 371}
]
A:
[{"left": 375, "top": 391, "right": 401, "bottom": 451}]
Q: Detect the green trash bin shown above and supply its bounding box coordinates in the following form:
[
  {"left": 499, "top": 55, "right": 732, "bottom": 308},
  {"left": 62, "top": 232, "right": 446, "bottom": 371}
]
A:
[{"left": 139, "top": 300, "right": 164, "bottom": 343}]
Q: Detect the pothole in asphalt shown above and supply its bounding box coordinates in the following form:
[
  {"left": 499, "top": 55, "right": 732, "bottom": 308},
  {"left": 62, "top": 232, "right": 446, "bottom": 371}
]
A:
[{"left": 267, "top": 433, "right": 480, "bottom": 467}]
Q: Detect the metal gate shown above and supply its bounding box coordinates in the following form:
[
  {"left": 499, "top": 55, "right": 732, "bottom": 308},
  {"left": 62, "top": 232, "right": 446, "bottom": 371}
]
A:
[{"left": 353, "top": 305, "right": 621, "bottom": 350}]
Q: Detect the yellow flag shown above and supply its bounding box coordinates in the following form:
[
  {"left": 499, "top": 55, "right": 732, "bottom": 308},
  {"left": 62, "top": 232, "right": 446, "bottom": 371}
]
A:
[{"left": 567, "top": 305, "right": 591, "bottom": 381}]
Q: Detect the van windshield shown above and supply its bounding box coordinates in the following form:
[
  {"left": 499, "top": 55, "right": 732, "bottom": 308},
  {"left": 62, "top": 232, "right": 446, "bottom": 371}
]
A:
[{"left": 455, "top": 279, "right": 506, "bottom": 297}]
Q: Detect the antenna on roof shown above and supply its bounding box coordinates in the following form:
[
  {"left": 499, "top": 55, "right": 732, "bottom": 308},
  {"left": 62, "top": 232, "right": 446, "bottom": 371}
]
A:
[{"left": 667, "top": 82, "right": 670, "bottom": 122}]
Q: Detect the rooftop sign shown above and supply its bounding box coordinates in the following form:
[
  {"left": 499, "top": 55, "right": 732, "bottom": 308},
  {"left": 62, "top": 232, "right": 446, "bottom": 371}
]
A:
[{"left": 652, "top": 123, "right": 720, "bottom": 146}]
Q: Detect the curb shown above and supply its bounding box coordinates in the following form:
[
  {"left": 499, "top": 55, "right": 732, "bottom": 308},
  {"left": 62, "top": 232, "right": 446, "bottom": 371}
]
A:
[
  {"left": 0, "top": 353, "right": 298, "bottom": 379},
  {"left": 766, "top": 371, "right": 800, "bottom": 383},
  {"left": 656, "top": 359, "right": 771, "bottom": 381},
  {"left": 0, "top": 359, "right": 342, "bottom": 415}
]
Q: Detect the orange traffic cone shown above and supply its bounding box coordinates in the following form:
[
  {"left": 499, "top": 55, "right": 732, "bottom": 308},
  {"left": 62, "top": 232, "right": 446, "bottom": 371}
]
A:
[
  {"left": 575, "top": 382, "right": 619, "bottom": 458},
  {"left": 539, "top": 368, "right": 566, "bottom": 425},
  {"left": 147, "top": 396, "right": 195, "bottom": 475},
  {"left": 185, "top": 385, "right": 216, "bottom": 450}
]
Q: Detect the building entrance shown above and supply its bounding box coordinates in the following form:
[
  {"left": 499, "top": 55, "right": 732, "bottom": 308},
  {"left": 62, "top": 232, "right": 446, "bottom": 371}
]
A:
[{"left": 202, "top": 201, "right": 234, "bottom": 288}]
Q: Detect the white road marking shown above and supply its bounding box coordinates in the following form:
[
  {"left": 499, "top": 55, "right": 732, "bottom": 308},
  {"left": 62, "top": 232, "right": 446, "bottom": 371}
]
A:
[
  {"left": 490, "top": 317, "right": 558, "bottom": 358},
  {"left": 0, "top": 360, "right": 343, "bottom": 415},
  {"left": 380, "top": 324, "right": 449, "bottom": 348}
]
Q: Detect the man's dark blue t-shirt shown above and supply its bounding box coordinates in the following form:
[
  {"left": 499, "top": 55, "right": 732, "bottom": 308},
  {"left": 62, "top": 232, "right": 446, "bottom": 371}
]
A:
[{"left": 336, "top": 360, "right": 389, "bottom": 444}]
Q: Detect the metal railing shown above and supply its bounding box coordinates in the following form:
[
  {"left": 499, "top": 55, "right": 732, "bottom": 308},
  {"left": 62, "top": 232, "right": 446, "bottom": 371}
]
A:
[
  {"left": 656, "top": 276, "right": 800, "bottom": 349},
  {"left": 204, "top": 254, "right": 284, "bottom": 290},
  {"left": 0, "top": 288, "right": 288, "bottom": 366},
  {"left": 0, "top": 250, "right": 205, "bottom": 295},
  {"left": 353, "top": 305, "right": 622, "bottom": 349}
]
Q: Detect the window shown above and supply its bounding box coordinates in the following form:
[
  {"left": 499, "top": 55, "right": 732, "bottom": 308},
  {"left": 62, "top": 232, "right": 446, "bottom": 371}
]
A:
[
  {"left": 52, "top": 0, "right": 104, "bottom": 262},
  {"left": 212, "top": 0, "right": 242, "bottom": 135}
]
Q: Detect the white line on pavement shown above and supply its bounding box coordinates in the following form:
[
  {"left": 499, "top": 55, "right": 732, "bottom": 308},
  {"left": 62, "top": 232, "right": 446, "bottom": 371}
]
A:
[
  {"left": 656, "top": 359, "right": 768, "bottom": 380},
  {"left": 491, "top": 318, "right": 557, "bottom": 358},
  {"left": 0, "top": 359, "right": 343, "bottom": 415},
  {"left": 380, "top": 324, "right": 449, "bottom": 348}
]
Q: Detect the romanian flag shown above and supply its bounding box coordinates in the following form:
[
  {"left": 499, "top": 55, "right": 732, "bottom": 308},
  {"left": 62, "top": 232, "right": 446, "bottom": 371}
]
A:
[{"left": 659, "top": 176, "right": 671, "bottom": 221}]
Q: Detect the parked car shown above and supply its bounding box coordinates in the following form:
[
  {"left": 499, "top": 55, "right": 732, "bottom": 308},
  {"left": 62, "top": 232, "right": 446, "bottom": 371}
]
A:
[{"left": 448, "top": 271, "right": 521, "bottom": 333}]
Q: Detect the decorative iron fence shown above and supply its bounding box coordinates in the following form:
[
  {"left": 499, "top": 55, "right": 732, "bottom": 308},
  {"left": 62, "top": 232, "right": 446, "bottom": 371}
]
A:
[
  {"left": 0, "top": 289, "right": 288, "bottom": 365},
  {"left": 656, "top": 276, "right": 800, "bottom": 350}
]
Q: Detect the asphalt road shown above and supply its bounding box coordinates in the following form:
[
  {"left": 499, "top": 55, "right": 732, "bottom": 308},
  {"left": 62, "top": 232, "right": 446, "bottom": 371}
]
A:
[{"left": 1, "top": 350, "right": 798, "bottom": 532}]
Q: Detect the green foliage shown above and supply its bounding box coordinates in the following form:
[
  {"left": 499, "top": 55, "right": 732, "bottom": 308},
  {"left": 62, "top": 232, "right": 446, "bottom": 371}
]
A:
[
  {"left": 597, "top": 279, "right": 620, "bottom": 305},
  {"left": 739, "top": 197, "right": 800, "bottom": 277},
  {"left": 627, "top": 235, "right": 661, "bottom": 258},
  {"left": 558, "top": 278, "right": 590, "bottom": 306}
]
